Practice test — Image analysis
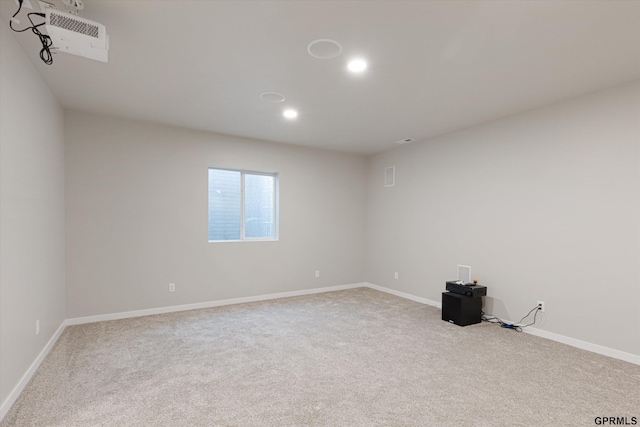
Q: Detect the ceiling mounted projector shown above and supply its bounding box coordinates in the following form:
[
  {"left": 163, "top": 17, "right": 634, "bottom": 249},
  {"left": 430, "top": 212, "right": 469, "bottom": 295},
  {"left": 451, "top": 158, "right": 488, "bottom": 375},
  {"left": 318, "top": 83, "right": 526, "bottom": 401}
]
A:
[{"left": 44, "top": 6, "right": 109, "bottom": 62}]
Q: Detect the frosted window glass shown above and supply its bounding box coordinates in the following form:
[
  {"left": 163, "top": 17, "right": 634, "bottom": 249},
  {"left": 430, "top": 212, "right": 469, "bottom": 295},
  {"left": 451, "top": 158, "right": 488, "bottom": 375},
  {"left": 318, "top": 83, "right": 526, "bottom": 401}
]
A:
[
  {"left": 208, "top": 169, "right": 241, "bottom": 241},
  {"left": 244, "top": 174, "right": 275, "bottom": 239}
]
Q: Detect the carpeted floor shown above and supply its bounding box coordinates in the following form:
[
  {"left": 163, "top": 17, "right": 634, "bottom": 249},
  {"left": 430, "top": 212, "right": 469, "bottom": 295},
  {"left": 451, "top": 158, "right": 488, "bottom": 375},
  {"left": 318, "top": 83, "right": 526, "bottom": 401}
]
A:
[{"left": 2, "top": 287, "right": 639, "bottom": 426}]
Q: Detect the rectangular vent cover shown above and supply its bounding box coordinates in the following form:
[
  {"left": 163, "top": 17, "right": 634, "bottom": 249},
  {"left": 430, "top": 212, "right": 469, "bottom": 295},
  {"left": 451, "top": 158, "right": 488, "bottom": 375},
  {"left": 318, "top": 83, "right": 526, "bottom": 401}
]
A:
[{"left": 384, "top": 166, "right": 395, "bottom": 187}]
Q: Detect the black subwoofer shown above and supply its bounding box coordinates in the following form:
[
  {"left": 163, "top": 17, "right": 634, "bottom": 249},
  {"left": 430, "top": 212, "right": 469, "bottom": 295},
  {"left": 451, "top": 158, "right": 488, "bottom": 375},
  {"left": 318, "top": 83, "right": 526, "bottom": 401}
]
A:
[{"left": 442, "top": 292, "right": 482, "bottom": 326}]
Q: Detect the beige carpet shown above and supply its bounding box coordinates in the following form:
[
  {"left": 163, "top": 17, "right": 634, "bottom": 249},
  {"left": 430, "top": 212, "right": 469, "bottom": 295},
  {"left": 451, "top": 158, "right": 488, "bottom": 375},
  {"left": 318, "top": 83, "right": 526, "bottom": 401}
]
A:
[{"left": 2, "top": 288, "right": 639, "bottom": 426}]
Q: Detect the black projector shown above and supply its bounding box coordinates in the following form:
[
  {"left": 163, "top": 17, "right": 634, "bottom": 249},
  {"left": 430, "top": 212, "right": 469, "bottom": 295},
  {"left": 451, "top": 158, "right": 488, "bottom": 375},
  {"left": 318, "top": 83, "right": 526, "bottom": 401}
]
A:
[{"left": 445, "top": 281, "right": 487, "bottom": 297}]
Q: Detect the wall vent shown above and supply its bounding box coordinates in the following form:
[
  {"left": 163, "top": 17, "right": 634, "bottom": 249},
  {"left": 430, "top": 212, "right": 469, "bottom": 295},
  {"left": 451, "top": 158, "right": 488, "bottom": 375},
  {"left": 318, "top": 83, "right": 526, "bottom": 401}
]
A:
[{"left": 384, "top": 166, "right": 395, "bottom": 187}]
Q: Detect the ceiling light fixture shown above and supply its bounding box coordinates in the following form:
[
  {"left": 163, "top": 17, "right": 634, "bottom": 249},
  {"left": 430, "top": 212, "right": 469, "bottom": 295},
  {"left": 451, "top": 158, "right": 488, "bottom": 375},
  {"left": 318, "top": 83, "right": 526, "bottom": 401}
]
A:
[
  {"left": 395, "top": 138, "right": 414, "bottom": 144},
  {"left": 347, "top": 59, "right": 367, "bottom": 73},
  {"left": 283, "top": 109, "right": 298, "bottom": 119}
]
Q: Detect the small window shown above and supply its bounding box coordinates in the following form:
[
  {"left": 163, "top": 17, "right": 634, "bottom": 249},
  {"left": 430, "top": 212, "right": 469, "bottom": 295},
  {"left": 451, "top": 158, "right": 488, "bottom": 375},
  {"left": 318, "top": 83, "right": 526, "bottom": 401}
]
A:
[{"left": 208, "top": 168, "right": 278, "bottom": 242}]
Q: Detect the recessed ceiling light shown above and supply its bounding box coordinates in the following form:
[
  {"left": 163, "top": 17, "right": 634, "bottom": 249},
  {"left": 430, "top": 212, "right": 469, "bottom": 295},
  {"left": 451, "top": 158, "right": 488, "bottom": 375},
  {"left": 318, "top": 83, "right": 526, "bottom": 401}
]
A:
[
  {"left": 395, "top": 138, "right": 414, "bottom": 144},
  {"left": 260, "top": 92, "right": 285, "bottom": 103},
  {"left": 283, "top": 109, "right": 298, "bottom": 119},
  {"left": 307, "top": 39, "right": 342, "bottom": 59},
  {"left": 347, "top": 59, "right": 367, "bottom": 73}
]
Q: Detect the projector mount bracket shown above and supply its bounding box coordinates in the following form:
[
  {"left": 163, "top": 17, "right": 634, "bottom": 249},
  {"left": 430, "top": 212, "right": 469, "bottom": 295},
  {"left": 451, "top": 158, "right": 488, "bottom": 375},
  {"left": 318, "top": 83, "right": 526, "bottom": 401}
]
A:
[{"left": 61, "top": 0, "right": 84, "bottom": 14}]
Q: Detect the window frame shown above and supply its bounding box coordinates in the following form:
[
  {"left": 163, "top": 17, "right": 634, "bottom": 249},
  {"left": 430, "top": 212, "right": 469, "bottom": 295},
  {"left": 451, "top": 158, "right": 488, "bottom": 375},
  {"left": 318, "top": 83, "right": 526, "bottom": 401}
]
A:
[{"left": 208, "top": 167, "right": 279, "bottom": 243}]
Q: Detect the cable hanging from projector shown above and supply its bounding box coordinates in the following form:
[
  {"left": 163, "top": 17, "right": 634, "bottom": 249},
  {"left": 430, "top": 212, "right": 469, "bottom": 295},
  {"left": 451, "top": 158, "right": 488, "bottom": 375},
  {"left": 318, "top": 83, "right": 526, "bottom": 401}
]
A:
[
  {"left": 10, "top": 0, "right": 108, "bottom": 64},
  {"left": 10, "top": 0, "right": 54, "bottom": 65}
]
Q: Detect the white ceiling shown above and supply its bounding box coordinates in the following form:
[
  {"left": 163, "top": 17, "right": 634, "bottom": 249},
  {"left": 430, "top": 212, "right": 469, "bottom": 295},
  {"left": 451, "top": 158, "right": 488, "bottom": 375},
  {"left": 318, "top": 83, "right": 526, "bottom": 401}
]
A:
[{"left": 2, "top": 0, "right": 639, "bottom": 154}]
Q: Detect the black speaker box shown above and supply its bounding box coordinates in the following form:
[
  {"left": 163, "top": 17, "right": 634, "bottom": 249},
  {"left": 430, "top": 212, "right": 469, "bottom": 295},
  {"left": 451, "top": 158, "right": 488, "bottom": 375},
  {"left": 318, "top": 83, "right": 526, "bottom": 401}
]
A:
[{"left": 442, "top": 292, "right": 482, "bottom": 326}]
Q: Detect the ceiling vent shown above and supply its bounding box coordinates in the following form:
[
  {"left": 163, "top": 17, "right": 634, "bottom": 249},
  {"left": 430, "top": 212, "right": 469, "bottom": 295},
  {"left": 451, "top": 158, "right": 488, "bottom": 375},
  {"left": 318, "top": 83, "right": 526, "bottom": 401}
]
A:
[
  {"left": 45, "top": 8, "right": 109, "bottom": 62},
  {"left": 307, "top": 39, "right": 342, "bottom": 59},
  {"left": 260, "top": 92, "right": 286, "bottom": 103}
]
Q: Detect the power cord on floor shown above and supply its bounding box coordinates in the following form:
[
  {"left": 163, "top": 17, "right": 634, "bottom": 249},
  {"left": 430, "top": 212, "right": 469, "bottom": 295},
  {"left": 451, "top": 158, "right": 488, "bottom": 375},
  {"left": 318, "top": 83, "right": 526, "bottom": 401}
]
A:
[{"left": 481, "top": 304, "right": 541, "bottom": 332}]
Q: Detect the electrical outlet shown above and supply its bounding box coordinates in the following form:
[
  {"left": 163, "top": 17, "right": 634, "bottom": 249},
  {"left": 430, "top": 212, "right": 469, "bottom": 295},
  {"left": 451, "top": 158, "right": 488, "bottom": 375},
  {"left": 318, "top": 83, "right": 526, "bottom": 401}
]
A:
[
  {"left": 168, "top": 283, "right": 175, "bottom": 292},
  {"left": 537, "top": 300, "right": 545, "bottom": 312},
  {"left": 36, "top": 319, "right": 40, "bottom": 335},
  {"left": 394, "top": 272, "right": 399, "bottom": 280},
  {"left": 315, "top": 270, "right": 320, "bottom": 278}
]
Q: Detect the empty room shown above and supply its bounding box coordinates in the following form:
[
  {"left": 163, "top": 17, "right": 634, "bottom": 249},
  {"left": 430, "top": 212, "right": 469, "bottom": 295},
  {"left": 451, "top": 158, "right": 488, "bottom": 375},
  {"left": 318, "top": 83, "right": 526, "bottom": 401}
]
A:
[{"left": 1, "top": 1, "right": 639, "bottom": 426}]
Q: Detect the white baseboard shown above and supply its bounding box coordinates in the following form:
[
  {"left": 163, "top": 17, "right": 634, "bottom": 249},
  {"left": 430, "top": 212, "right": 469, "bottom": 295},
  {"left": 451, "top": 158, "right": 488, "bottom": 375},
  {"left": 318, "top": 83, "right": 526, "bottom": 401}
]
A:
[
  {"left": 66, "top": 283, "right": 365, "bottom": 326},
  {"left": 521, "top": 326, "right": 640, "bottom": 365},
  {"left": 364, "top": 282, "right": 442, "bottom": 308},
  {"left": 0, "top": 320, "right": 67, "bottom": 421},
  {"left": 364, "top": 282, "right": 640, "bottom": 366}
]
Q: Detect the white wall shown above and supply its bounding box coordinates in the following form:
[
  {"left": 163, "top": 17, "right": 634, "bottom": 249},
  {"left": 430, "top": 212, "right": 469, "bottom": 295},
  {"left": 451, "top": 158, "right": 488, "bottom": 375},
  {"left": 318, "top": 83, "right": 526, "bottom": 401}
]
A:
[
  {"left": 366, "top": 82, "right": 640, "bottom": 356},
  {"left": 65, "top": 111, "right": 367, "bottom": 318},
  {"left": 0, "top": 20, "right": 66, "bottom": 408}
]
